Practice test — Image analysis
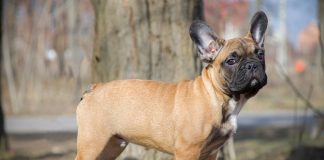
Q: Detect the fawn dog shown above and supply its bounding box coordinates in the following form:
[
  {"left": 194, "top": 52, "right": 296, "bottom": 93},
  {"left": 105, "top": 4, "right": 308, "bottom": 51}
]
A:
[{"left": 76, "top": 11, "right": 268, "bottom": 160}]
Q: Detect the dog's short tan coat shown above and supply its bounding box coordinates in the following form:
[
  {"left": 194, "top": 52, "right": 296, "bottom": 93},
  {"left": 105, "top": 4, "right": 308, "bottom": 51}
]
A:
[{"left": 76, "top": 12, "right": 268, "bottom": 160}]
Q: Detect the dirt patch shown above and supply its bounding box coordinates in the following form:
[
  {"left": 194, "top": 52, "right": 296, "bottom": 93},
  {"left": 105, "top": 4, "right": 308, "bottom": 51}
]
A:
[{"left": 1, "top": 133, "right": 76, "bottom": 160}]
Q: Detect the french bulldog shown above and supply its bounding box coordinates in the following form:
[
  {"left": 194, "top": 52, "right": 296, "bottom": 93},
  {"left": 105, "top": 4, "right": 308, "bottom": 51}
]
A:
[{"left": 75, "top": 11, "right": 268, "bottom": 160}]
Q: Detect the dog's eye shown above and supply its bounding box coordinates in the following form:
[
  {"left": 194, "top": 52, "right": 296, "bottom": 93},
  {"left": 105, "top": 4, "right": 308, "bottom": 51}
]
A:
[
  {"left": 226, "top": 58, "right": 236, "bottom": 65},
  {"left": 225, "top": 52, "right": 238, "bottom": 65},
  {"left": 255, "top": 49, "right": 264, "bottom": 60},
  {"left": 257, "top": 51, "right": 264, "bottom": 60}
]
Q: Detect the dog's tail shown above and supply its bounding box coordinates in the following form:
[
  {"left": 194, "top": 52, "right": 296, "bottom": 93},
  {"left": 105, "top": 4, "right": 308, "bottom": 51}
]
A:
[{"left": 80, "top": 83, "right": 100, "bottom": 101}]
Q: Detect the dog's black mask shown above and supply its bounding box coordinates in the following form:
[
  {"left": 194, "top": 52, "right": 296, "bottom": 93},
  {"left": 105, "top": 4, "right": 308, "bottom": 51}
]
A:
[{"left": 228, "top": 56, "right": 267, "bottom": 97}]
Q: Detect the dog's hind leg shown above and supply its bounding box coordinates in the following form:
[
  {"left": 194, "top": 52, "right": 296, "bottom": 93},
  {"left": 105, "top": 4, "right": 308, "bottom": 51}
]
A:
[
  {"left": 75, "top": 129, "right": 128, "bottom": 160},
  {"left": 75, "top": 102, "right": 128, "bottom": 159},
  {"left": 75, "top": 108, "right": 128, "bottom": 160},
  {"left": 75, "top": 120, "right": 113, "bottom": 160}
]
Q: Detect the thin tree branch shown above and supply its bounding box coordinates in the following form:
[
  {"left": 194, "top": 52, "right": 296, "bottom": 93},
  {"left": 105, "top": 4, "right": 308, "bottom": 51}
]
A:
[
  {"left": 278, "top": 68, "right": 324, "bottom": 117},
  {"left": 318, "top": 23, "right": 324, "bottom": 76},
  {"left": 297, "top": 85, "right": 313, "bottom": 145}
]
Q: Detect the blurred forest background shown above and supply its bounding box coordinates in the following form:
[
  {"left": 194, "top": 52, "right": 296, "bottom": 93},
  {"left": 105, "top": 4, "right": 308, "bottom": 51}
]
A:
[{"left": 1, "top": 0, "right": 324, "bottom": 160}]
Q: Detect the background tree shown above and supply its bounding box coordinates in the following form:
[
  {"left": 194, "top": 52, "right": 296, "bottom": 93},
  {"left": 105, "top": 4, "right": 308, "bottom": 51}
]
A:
[
  {"left": 319, "top": 0, "right": 324, "bottom": 73},
  {"left": 0, "top": 0, "right": 9, "bottom": 152},
  {"left": 90, "top": 0, "right": 202, "bottom": 159},
  {"left": 91, "top": 0, "right": 202, "bottom": 83}
]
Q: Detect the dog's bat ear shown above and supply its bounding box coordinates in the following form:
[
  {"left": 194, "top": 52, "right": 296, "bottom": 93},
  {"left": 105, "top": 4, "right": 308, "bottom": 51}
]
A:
[
  {"left": 189, "top": 21, "right": 224, "bottom": 63},
  {"left": 249, "top": 11, "right": 268, "bottom": 47}
]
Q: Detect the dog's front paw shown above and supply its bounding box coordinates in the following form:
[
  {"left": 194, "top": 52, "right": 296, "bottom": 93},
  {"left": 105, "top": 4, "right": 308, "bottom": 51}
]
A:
[{"left": 220, "top": 115, "right": 237, "bottom": 136}]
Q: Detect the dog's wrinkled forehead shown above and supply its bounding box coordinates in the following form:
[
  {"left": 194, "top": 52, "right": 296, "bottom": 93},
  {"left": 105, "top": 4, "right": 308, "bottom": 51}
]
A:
[{"left": 216, "top": 37, "right": 256, "bottom": 61}]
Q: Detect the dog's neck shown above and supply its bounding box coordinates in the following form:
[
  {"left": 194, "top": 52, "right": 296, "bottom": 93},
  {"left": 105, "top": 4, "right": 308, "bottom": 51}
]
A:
[
  {"left": 200, "top": 65, "right": 248, "bottom": 118},
  {"left": 228, "top": 94, "right": 247, "bottom": 115},
  {"left": 200, "top": 65, "right": 231, "bottom": 104},
  {"left": 199, "top": 66, "right": 248, "bottom": 136},
  {"left": 200, "top": 67, "right": 231, "bottom": 109}
]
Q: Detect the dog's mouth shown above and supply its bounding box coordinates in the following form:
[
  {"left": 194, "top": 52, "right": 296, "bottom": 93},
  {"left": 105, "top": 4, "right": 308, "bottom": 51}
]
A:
[
  {"left": 248, "top": 75, "right": 267, "bottom": 89},
  {"left": 229, "top": 76, "right": 266, "bottom": 94},
  {"left": 250, "top": 78, "right": 259, "bottom": 87}
]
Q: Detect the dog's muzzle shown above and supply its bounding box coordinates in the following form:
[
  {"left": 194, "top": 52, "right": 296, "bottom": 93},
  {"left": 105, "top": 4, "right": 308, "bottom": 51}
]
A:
[{"left": 229, "top": 61, "right": 267, "bottom": 94}]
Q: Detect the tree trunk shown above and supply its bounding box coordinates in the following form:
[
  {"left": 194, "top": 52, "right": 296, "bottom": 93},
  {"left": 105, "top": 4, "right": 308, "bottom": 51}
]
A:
[
  {"left": 91, "top": 0, "right": 201, "bottom": 83},
  {"left": 0, "top": 0, "right": 9, "bottom": 152},
  {"left": 91, "top": 0, "right": 202, "bottom": 159},
  {"left": 319, "top": 0, "right": 324, "bottom": 74}
]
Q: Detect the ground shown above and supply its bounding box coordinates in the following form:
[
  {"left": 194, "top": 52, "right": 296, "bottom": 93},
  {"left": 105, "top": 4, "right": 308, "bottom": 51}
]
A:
[
  {"left": 1, "top": 133, "right": 76, "bottom": 160},
  {"left": 1, "top": 126, "right": 323, "bottom": 160}
]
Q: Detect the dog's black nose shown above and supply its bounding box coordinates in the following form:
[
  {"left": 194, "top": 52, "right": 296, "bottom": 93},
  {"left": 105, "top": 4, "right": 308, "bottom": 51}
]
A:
[{"left": 246, "top": 63, "right": 257, "bottom": 70}]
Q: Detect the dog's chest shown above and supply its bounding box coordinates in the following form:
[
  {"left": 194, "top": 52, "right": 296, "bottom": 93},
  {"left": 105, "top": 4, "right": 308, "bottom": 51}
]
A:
[
  {"left": 227, "top": 96, "right": 247, "bottom": 116},
  {"left": 200, "top": 96, "right": 247, "bottom": 159},
  {"left": 224, "top": 96, "right": 247, "bottom": 129},
  {"left": 199, "top": 127, "right": 228, "bottom": 159}
]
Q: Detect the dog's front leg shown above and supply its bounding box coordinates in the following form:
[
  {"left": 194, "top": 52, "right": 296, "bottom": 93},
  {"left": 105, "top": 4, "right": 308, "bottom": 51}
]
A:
[
  {"left": 173, "top": 136, "right": 204, "bottom": 160},
  {"left": 174, "top": 145, "right": 202, "bottom": 160}
]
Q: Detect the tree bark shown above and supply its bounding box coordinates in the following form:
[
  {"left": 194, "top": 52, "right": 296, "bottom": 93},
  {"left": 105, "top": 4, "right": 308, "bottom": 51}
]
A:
[
  {"left": 319, "top": 0, "right": 324, "bottom": 74},
  {"left": 91, "top": 0, "right": 202, "bottom": 159},
  {"left": 91, "top": 0, "right": 201, "bottom": 83},
  {"left": 0, "top": 0, "right": 9, "bottom": 152}
]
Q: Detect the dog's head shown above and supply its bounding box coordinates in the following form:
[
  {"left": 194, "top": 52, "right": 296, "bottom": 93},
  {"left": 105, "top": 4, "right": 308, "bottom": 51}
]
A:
[{"left": 190, "top": 11, "right": 268, "bottom": 98}]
